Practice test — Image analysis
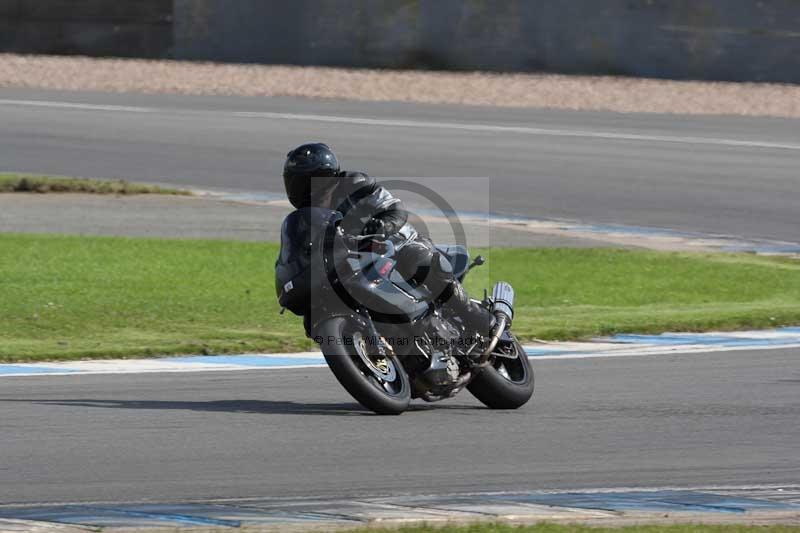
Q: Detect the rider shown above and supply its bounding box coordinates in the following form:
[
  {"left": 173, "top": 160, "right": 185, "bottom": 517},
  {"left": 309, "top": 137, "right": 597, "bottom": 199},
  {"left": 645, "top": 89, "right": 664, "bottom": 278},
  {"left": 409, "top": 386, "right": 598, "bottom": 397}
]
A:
[{"left": 282, "top": 142, "right": 496, "bottom": 336}]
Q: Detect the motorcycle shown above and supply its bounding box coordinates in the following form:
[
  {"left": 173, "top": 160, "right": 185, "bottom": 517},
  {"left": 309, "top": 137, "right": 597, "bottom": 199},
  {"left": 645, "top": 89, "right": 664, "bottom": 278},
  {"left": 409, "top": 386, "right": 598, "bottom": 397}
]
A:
[{"left": 275, "top": 207, "right": 534, "bottom": 415}]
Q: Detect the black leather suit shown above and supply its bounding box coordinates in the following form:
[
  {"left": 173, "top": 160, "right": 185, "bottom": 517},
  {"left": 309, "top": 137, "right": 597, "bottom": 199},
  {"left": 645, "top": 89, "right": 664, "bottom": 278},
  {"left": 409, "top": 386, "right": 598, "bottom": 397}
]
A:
[{"left": 318, "top": 171, "right": 476, "bottom": 310}]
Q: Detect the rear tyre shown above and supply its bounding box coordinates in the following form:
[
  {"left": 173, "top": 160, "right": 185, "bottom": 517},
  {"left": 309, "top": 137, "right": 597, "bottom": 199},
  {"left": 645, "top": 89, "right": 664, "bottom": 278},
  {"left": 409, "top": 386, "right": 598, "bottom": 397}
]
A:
[
  {"left": 467, "top": 337, "right": 534, "bottom": 409},
  {"left": 317, "top": 317, "right": 411, "bottom": 415}
]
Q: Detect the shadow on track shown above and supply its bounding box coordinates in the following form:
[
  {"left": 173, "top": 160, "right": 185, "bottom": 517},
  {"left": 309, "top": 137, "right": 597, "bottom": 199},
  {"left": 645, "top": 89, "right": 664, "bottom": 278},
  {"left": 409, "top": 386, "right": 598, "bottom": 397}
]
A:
[
  {"left": 0, "top": 398, "right": 486, "bottom": 416},
  {"left": 0, "top": 398, "right": 371, "bottom": 416}
]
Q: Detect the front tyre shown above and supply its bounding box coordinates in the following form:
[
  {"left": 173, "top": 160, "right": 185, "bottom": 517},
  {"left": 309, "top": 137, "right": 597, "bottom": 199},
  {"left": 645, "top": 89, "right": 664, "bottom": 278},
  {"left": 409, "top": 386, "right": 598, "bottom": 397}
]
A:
[
  {"left": 317, "top": 317, "right": 411, "bottom": 415},
  {"left": 467, "top": 337, "right": 534, "bottom": 409}
]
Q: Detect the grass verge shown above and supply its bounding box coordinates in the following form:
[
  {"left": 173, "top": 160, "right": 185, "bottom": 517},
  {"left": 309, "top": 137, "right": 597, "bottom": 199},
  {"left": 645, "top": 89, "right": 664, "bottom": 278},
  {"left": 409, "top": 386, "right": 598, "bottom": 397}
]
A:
[
  {"left": 342, "top": 524, "right": 800, "bottom": 533},
  {"left": 0, "top": 172, "right": 190, "bottom": 195},
  {"left": 1, "top": 233, "right": 800, "bottom": 362}
]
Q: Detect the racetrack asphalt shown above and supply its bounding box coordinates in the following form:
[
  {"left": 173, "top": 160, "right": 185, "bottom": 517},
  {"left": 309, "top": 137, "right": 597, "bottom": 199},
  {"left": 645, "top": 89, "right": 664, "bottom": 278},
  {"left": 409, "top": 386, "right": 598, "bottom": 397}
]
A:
[
  {"left": 2, "top": 88, "right": 799, "bottom": 509},
  {"left": 1, "top": 88, "right": 799, "bottom": 242},
  {"left": 0, "top": 193, "right": 618, "bottom": 248},
  {"left": 1, "top": 348, "right": 798, "bottom": 505}
]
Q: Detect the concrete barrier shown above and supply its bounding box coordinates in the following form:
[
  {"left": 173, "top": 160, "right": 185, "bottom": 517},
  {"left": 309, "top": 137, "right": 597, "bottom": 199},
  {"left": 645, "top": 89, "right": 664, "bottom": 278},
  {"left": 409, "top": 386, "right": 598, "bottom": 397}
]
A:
[
  {"left": 0, "top": 0, "right": 173, "bottom": 57},
  {"left": 3, "top": 0, "right": 800, "bottom": 83}
]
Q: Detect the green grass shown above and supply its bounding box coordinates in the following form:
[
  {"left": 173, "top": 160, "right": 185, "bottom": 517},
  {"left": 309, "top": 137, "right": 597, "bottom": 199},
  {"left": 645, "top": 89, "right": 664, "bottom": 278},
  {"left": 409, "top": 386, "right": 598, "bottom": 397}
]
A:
[
  {"left": 472, "top": 247, "right": 800, "bottom": 340},
  {"left": 0, "top": 172, "right": 190, "bottom": 195},
  {"left": 342, "top": 524, "right": 799, "bottom": 533},
  {"left": 1, "top": 233, "right": 800, "bottom": 362}
]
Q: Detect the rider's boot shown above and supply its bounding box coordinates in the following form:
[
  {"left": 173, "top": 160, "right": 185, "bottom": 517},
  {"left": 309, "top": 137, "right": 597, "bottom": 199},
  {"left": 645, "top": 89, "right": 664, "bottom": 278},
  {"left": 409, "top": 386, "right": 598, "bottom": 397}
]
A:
[
  {"left": 429, "top": 253, "right": 495, "bottom": 336},
  {"left": 441, "top": 280, "right": 496, "bottom": 336}
]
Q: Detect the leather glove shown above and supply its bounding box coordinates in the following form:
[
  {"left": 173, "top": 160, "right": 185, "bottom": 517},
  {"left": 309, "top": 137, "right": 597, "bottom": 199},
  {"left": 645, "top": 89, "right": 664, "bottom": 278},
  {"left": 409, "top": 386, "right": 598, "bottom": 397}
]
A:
[{"left": 363, "top": 217, "right": 386, "bottom": 236}]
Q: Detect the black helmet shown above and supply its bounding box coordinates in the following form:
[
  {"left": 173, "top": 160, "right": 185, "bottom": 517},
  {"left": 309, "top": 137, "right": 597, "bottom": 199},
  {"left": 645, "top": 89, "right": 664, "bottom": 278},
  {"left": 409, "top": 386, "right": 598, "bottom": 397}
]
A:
[{"left": 283, "top": 143, "right": 341, "bottom": 208}]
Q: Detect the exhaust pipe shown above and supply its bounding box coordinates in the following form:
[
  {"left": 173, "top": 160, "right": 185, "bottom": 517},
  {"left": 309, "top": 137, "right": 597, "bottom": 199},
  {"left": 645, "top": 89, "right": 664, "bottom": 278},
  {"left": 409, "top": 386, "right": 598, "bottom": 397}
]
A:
[
  {"left": 479, "top": 282, "right": 514, "bottom": 364},
  {"left": 491, "top": 281, "right": 514, "bottom": 322}
]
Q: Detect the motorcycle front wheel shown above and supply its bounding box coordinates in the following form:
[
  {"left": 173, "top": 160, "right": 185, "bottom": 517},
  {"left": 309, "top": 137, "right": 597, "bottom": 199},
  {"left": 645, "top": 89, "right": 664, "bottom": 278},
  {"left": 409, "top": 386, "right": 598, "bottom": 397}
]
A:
[
  {"left": 317, "top": 317, "right": 411, "bottom": 415},
  {"left": 467, "top": 337, "right": 534, "bottom": 409}
]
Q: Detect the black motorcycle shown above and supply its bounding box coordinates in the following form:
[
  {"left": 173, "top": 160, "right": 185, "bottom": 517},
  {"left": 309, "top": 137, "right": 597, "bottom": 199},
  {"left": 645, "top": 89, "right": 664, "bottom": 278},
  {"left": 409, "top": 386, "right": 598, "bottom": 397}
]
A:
[{"left": 276, "top": 208, "right": 534, "bottom": 415}]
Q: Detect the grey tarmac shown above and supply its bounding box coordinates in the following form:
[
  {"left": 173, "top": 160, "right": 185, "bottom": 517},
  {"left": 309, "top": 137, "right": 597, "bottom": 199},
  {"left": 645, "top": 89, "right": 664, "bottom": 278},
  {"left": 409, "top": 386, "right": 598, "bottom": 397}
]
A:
[
  {"left": 2, "top": 87, "right": 800, "bottom": 525},
  {"left": 1, "top": 88, "right": 799, "bottom": 242},
  {"left": 0, "top": 193, "right": 624, "bottom": 248},
  {"left": 0, "top": 348, "right": 798, "bottom": 505}
]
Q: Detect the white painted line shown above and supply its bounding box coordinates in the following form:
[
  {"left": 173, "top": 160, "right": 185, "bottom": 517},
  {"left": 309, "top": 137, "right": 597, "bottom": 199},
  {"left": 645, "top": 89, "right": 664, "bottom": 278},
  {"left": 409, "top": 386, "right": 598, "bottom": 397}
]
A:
[
  {"left": 527, "top": 342, "right": 800, "bottom": 360},
  {"left": 13, "top": 483, "right": 797, "bottom": 508},
  {"left": 2, "top": 341, "right": 798, "bottom": 377},
  {"left": 234, "top": 110, "right": 800, "bottom": 151},
  {"left": 2, "top": 330, "right": 799, "bottom": 377},
  {"left": 0, "top": 364, "right": 328, "bottom": 378},
  {"left": 0, "top": 97, "right": 797, "bottom": 151},
  {"left": 0, "top": 99, "right": 153, "bottom": 113}
]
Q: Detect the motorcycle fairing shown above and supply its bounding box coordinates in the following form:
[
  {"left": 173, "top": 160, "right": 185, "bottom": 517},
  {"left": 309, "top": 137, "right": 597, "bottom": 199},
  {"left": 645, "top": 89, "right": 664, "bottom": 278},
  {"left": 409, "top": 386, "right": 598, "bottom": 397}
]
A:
[{"left": 343, "top": 259, "right": 429, "bottom": 323}]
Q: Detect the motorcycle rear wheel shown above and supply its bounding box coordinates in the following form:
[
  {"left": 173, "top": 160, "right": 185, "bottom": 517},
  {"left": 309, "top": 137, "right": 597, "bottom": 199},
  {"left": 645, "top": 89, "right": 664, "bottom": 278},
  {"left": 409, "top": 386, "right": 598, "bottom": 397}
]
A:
[
  {"left": 467, "top": 337, "right": 534, "bottom": 409},
  {"left": 317, "top": 317, "right": 411, "bottom": 415}
]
